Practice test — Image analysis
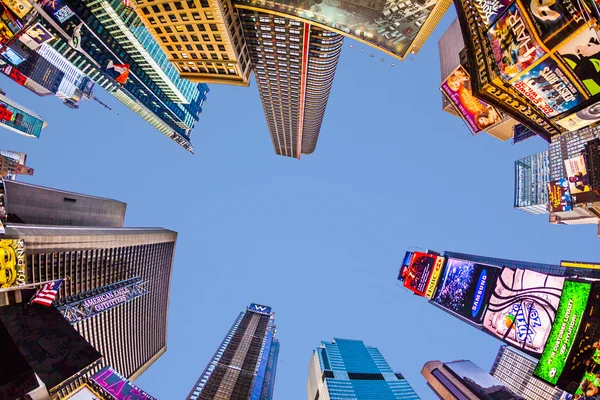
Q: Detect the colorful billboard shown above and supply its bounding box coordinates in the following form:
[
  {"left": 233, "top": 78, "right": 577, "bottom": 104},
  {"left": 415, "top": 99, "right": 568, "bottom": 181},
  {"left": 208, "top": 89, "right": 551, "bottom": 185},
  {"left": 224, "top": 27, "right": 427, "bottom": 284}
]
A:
[
  {"left": 425, "top": 256, "right": 444, "bottom": 299},
  {"left": 235, "top": 0, "right": 440, "bottom": 59},
  {"left": 91, "top": 366, "right": 157, "bottom": 400},
  {"left": 556, "top": 100, "right": 600, "bottom": 131},
  {"left": 564, "top": 155, "right": 591, "bottom": 194},
  {"left": 560, "top": 260, "right": 600, "bottom": 269},
  {"left": 534, "top": 280, "right": 591, "bottom": 385},
  {"left": 441, "top": 65, "right": 503, "bottom": 134},
  {"left": 42, "top": 0, "right": 76, "bottom": 24},
  {"left": 483, "top": 267, "right": 565, "bottom": 355},
  {"left": 519, "top": 0, "right": 589, "bottom": 49},
  {"left": 2, "top": 0, "right": 33, "bottom": 19},
  {"left": 0, "top": 239, "right": 26, "bottom": 288},
  {"left": 487, "top": 3, "right": 546, "bottom": 80},
  {"left": 433, "top": 258, "right": 499, "bottom": 324},
  {"left": 248, "top": 303, "right": 271, "bottom": 316},
  {"left": 398, "top": 251, "right": 414, "bottom": 282},
  {"left": 548, "top": 179, "right": 573, "bottom": 212},
  {"left": 473, "top": 0, "right": 512, "bottom": 26},
  {"left": 512, "top": 57, "right": 585, "bottom": 117},
  {"left": 64, "top": 384, "right": 104, "bottom": 400},
  {"left": 403, "top": 252, "right": 441, "bottom": 297},
  {"left": 558, "top": 27, "right": 600, "bottom": 96}
]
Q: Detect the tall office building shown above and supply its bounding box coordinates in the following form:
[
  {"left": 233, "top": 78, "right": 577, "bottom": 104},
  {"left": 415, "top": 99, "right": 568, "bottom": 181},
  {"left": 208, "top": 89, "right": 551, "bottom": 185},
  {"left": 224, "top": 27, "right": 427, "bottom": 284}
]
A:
[
  {"left": 422, "top": 360, "right": 523, "bottom": 399},
  {"left": 186, "top": 303, "right": 279, "bottom": 399},
  {"left": 240, "top": 11, "right": 342, "bottom": 158},
  {"left": 0, "top": 180, "right": 176, "bottom": 397},
  {"left": 490, "top": 345, "right": 566, "bottom": 400},
  {"left": 0, "top": 92, "right": 47, "bottom": 138},
  {"left": 514, "top": 150, "right": 550, "bottom": 215},
  {"left": 307, "top": 338, "right": 419, "bottom": 400}
]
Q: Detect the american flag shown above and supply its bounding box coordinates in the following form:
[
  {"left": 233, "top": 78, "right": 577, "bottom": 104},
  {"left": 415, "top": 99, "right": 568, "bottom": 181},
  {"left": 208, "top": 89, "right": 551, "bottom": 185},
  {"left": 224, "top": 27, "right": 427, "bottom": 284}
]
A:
[{"left": 31, "top": 279, "right": 64, "bottom": 307}]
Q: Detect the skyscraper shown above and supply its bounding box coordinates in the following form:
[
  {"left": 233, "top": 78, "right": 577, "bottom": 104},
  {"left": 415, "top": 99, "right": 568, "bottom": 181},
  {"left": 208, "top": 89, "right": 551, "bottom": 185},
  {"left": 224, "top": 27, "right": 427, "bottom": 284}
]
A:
[
  {"left": 307, "top": 338, "right": 419, "bottom": 400},
  {"left": 514, "top": 150, "right": 550, "bottom": 215},
  {"left": 490, "top": 345, "right": 567, "bottom": 400},
  {"left": 0, "top": 180, "right": 176, "bottom": 398},
  {"left": 186, "top": 303, "right": 279, "bottom": 399}
]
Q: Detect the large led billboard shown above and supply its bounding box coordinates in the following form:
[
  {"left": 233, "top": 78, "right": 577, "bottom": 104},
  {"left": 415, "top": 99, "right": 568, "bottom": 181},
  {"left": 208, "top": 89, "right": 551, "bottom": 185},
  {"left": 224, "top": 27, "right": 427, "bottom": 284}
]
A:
[
  {"left": 248, "top": 303, "right": 271, "bottom": 316},
  {"left": 0, "top": 239, "right": 26, "bottom": 288},
  {"left": 402, "top": 252, "right": 441, "bottom": 297},
  {"left": 433, "top": 258, "right": 498, "bottom": 324},
  {"left": 441, "top": 65, "right": 503, "bottom": 134},
  {"left": 557, "top": 27, "right": 600, "bottom": 97},
  {"left": 534, "top": 280, "right": 591, "bottom": 385},
  {"left": 235, "top": 0, "right": 449, "bottom": 59},
  {"left": 564, "top": 155, "right": 591, "bottom": 195},
  {"left": 548, "top": 179, "right": 573, "bottom": 212},
  {"left": 91, "top": 366, "right": 157, "bottom": 400},
  {"left": 398, "top": 251, "right": 414, "bottom": 282},
  {"left": 483, "top": 267, "right": 565, "bottom": 356}
]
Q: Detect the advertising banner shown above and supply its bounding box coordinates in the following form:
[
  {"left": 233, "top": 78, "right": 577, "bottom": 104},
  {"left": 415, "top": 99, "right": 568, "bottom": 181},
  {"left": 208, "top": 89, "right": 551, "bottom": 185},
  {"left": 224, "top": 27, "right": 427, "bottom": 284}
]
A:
[
  {"left": 42, "top": 0, "right": 75, "bottom": 24},
  {"left": 483, "top": 267, "right": 565, "bottom": 356},
  {"left": 441, "top": 65, "right": 503, "bottom": 134},
  {"left": 433, "top": 258, "right": 499, "bottom": 324},
  {"left": 473, "top": 0, "right": 512, "bottom": 26},
  {"left": 2, "top": 0, "right": 32, "bottom": 19},
  {"left": 0, "top": 239, "right": 25, "bottom": 288},
  {"left": 403, "top": 252, "right": 440, "bottom": 297},
  {"left": 64, "top": 384, "right": 104, "bottom": 400},
  {"left": 91, "top": 366, "right": 157, "bottom": 400},
  {"left": 20, "top": 23, "right": 54, "bottom": 50},
  {"left": 534, "top": 280, "right": 591, "bottom": 385},
  {"left": 558, "top": 27, "right": 600, "bottom": 96},
  {"left": 557, "top": 100, "right": 600, "bottom": 131},
  {"left": 425, "top": 256, "right": 444, "bottom": 299},
  {"left": 548, "top": 179, "right": 573, "bottom": 212},
  {"left": 564, "top": 155, "right": 591, "bottom": 194},
  {"left": 518, "top": 0, "right": 588, "bottom": 50},
  {"left": 249, "top": 303, "right": 271, "bottom": 316},
  {"left": 561, "top": 260, "right": 600, "bottom": 269},
  {"left": 235, "top": 0, "right": 438, "bottom": 59},
  {"left": 398, "top": 251, "right": 414, "bottom": 282},
  {"left": 487, "top": 3, "right": 546, "bottom": 80},
  {"left": 512, "top": 57, "right": 585, "bottom": 117}
]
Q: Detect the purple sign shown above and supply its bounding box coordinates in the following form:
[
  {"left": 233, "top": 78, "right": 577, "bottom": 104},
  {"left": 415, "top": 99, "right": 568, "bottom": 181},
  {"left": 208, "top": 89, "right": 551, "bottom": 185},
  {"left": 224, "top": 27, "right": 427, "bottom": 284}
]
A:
[{"left": 91, "top": 366, "right": 157, "bottom": 400}]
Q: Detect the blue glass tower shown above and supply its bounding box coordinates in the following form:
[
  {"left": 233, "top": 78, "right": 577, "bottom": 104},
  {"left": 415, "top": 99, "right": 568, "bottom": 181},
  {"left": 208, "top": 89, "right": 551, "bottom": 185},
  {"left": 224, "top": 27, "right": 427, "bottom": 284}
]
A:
[{"left": 308, "top": 338, "right": 420, "bottom": 400}]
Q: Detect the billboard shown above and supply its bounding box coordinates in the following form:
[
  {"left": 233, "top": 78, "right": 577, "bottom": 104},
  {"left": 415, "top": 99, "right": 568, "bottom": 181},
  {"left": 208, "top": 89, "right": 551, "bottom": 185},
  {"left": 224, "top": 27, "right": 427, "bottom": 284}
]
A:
[
  {"left": 42, "top": 0, "right": 76, "bottom": 24},
  {"left": 558, "top": 27, "right": 600, "bottom": 96},
  {"left": 433, "top": 258, "right": 499, "bottom": 324},
  {"left": 483, "top": 267, "right": 565, "bottom": 355},
  {"left": 2, "top": 0, "right": 32, "bottom": 19},
  {"left": 548, "top": 179, "right": 573, "bottom": 212},
  {"left": 91, "top": 366, "right": 157, "bottom": 400},
  {"left": 441, "top": 65, "right": 503, "bottom": 134},
  {"left": 534, "top": 280, "right": 591, "bottom": 385},
  {"left": 19, "top": 23, "right": 54, "bottom": 50},
  {"left": 519, "top": 0, "right": 589, "bottom": 50},
  {"left": 564, "top": 155, "right": 591, "bottom": 194},
  {"left": 445, "top": 360, "right": 525, "bottom": 399},
  {"left": 398, "top": 251, "right": 414, "bottom": 282},
  {"left": 425, "top": 256, "right": 444, "bottom": 299},
  {"left": 487, "top": 3, "right": 546, "bottom": 80},
  {"left": 511, "top": 57, "right": 585, "bottom": 117},
  {"left": 403, "top": 252, "right": 441, "bottom": 297},
  {"left": 235, "top": 0, "right": 440, "bottom": 59},
  {"left": 64, "top": 384, "right": 104, "bottom": 400},
  {"left": 560, "top": 260, "right": 600, "bottom": 269},
  {"left": 248, "top": 303, "right": 271, "bottom": 316},
  {"left": 473, "top": 0, "right": 512, "bottom": 26},
  {"left": 0, "top": 239, "right": 26, "bottom": 288}
]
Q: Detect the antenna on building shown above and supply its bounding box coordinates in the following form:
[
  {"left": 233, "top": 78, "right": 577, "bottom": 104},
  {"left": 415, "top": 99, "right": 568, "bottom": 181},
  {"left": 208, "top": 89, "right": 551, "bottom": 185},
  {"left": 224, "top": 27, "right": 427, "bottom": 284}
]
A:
[{"left": 92, "top": 95, "right": 119, "bottom": 116}]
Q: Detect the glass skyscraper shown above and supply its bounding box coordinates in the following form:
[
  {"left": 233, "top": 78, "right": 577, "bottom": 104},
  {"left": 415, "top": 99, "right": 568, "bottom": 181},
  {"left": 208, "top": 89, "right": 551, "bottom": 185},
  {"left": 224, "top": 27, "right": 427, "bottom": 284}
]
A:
[
  {"left": 186, "top": 303, "right": 279, "bottom": 399},
  {"left": 514, "top": 151, "right": 550, "bottom": 215},
  {"left": 307, "top": 338, "right": 419, "bottom": 400}
]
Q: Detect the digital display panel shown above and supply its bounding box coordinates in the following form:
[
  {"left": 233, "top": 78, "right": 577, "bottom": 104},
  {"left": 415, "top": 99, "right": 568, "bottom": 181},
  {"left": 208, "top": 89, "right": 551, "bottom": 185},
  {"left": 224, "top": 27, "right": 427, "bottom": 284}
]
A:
[
  {"left": 249, "top": 303, "right": 271, "bottom": 315},
  {"left": 534, "top": 280, "right": 591, "bottom": 385},
  {"left": 0, "top": 239, "right": 25, "bottom": 288},
  {"left": 564, "top": 155, "right": 591, "bottom": 195},
  {"left": 425, "top": 256, "right": 444, "bottom": 299},
  {"left": 433, "top": 258, "right": 499, "bottom": 324},
  {"left": 403, "top": 252, "right": 440, "bottom": 297},
  {"left": 398, "top": 251, "right": 414, "bottom": 282},
  {"left": 558, "top": 27, "right": 600, "bottom": 97},
  {"left": 472, "top": 0, "right": 511, "bottom": 26},
  {"left": 548, "top": 179, "right": 573, "bottom": 212},
  {"left": 91, "top": 366, "right": 157, "bottom": 400},
  {"left": 483, "top": 267, "right": 565, "bottom": 356}
]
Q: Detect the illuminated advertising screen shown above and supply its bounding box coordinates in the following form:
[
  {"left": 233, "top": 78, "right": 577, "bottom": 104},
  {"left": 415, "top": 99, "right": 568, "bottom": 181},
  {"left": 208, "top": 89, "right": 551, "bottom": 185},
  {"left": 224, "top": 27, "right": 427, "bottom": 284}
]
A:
[
  {"left": 558, "top": 27, "right": 600, "bottom": 97},
  {"left": 398, "top": 251, "right": 414, "bottom": 282},
  {"left": 534, "top": 280, "right": 591, "bottom": 385},
  {"left": 403, "top": 252, "right": 440, "bottom": 297},
  {"left": 425, "top": 256, "right": 444, "bottom": 299},
  {"left": 42, "top": 0, "right": 76, "bottom": 24},
  {"left": 0, "top": 239, "right": 25, "bottom": 288},
  {"left": 548, "top": 179, "right": 573, "bottom": 212},
  {"left": 441, "top": 65, "right": 503, "bottom": 134},
  {"left": 2, "top": 0, "right": 32, "bottom": 19},
  {"left": 64, "top": 384, "right": 104, "bottom": 400},
  {"left": 557, "top": 100, "right": 600, "bottom": 131},
  {"left": 564, "top": 155, "right": 591, "bottom": 194},
  {"left": 248, "top": 303, "right": 271, "bottom": 315},
  {"left": 472, "top": 0, "right": 512, "bottom": 26},
  {"left": 483, "top": 267, "right": 565, "bottom": 356},
  {"left": 235, "top": 0, "right": 443, "bottom": 59},
  {"left": 519, "top": 0, "right": 589, "bottom": 50},
  {"left": 433, "top": 258, "right": 499, "bottom": 324},
  {"left": 511, "top": 57, "right": 585, "bottom": 117},
  {"left": 91, "top": 366, "right": 157, "bottom": 400},
  {"left": 487, "top": 3, "right": 546, "bottom": 80},
  {"left": 1, "top": 48, "right": 24, "bottom": 66},
  {"left": 0, "top": 178, "right": 5, "bottom": 234}
]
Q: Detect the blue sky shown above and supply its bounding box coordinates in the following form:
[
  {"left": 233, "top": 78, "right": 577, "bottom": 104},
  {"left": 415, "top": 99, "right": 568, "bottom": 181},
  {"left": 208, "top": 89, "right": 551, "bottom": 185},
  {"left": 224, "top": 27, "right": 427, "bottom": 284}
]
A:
[{"left": 3, "top": 10, "right": 600, "bottom": 400}]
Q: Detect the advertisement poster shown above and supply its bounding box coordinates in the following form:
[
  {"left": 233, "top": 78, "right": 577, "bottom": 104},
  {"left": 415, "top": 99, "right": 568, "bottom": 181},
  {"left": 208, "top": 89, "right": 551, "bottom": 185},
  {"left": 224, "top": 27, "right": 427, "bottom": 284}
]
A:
[
  {"left": 483, "top": 267, "right": 565, "bottom": 356},
  {"left": 488, "top": 3, "right": 546, "bottom": 80},
  {"left": 65, "top": 384, "right": 104, "bottom": 400},
  {"left": 534, "top": 280, "right": 591, "bottom": 385},
  {"left": 564, "top": 155, "right": 591, "bottom": 194},
  {"left": 42, "top": 0, "right": 75, "bottom": 24},
  {"left": 433, "top": 258, "right": 499, "bottom": 324},
  {"left": 519, "top": 0, "right": 588, "bottom": 49},
  {"left": 398, "top": 251, "right": 414, "bottom": 282},
  {"left": 548, "top": 179, "right": 573, "bottom": 212},
  {"left": 425, "top": 256, "right": 444, "bottom": 299},
  {"left": 402, "top": 252, "right": 439, "bottom": 297},
  {"left": 558, "top": 27, "right": 600, "bottom": 96},
  {"left": 441, "top": 65, "right": 503, "bottom": 134},
  {"left": 0, "top": 239, "right": 26, "bottom": 288},
  {"left": 557, "top": 100, "right": 600, "bottom": 131},
  {"left": 234, "top": 0, "right": 438, "bottom": 59},
  {"left": 20, "top": 23, "right": 54, "bottom": 49},
  {"left": 512, "top": 57, "right": 584, "bottom": 117},
  {"left": 473, "top": 0, "right": 512, "bottom": 26},
  {"left": 91, "top": 366, "right": 157, "bottom": 400},
  {"left": 2, "top": 0, "right": 32, "bottom": 19}
]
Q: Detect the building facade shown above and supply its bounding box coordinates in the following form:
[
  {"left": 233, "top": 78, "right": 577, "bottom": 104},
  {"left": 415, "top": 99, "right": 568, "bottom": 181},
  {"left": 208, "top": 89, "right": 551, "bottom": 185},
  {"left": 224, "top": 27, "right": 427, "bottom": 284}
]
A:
[
  {"left": 0, "top": 150, "right": 33, "bottom": 180},
  {"left": 514, "top": 151, "right": 550, "bottom": 215},
  {"left": 490, "top": 345, "right": 566, "bottom": 400},
  {"left": 307, "top": 338, "right": 419, "bottom": 400},
  {"left": 186, "top": 303, "right": 279, "bottom": 399}
]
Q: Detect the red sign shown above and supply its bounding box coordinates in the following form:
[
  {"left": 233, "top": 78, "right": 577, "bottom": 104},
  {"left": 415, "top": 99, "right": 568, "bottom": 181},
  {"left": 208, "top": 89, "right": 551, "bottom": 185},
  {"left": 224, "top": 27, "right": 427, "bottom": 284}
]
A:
[{"left": 403, "top": 252, "right": 441, "bottom": 297}]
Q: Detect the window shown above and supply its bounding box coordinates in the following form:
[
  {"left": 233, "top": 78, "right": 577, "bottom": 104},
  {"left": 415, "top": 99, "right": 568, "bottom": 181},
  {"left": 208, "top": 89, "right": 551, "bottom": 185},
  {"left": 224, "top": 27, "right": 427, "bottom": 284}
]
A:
[
  {"left": 163, "top": 3, "right": 172, "bottom": 11},
  {"left": 218, "top": 45, "right": 225, "bottom": 51},
  {"left": 155, "top": 27, "right": 162, "bottom": 34},
  {"left": 192, "top": 12, "right": 201, "bottom": 20},
  {"left": 169, "top": 14, "right": 177, "bottom": 22},
  {"left": 204, "top": 11, "right": 214, "bottom": 20},
  {"left": 209, "top": 24, "right": 218, "bottom": 31}
]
